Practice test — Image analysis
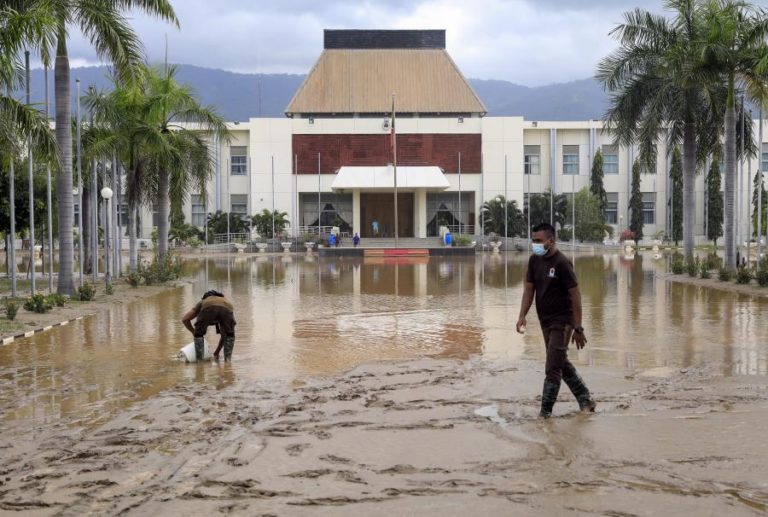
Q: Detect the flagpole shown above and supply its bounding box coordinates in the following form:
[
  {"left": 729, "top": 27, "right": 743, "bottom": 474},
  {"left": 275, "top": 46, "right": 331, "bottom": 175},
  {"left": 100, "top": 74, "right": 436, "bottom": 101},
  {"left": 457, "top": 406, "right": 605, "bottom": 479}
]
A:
[
  {"left": 6, "top": 85, "right": 16, "bottom": 298},
  {"left": 45, "top": 65, "right": 54, "bottom": 293},
  {"left": 392, "top": 93, "right": 398, "bottom": 248},
  {"left": 25, "top": 51, "right": 35, "bottom": 294},
  {"left": 758, "top": 110, "right": 763, "bottom": 270}
]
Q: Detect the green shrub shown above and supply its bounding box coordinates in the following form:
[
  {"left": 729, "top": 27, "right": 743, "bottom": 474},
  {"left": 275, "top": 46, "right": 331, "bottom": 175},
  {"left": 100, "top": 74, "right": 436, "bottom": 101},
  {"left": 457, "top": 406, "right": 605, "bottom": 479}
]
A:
[
  {"left": 704, "top": 253, "right": 721, "bottom": 271},
  {"left": 5, "top": 301, "right": 18, "bottom": 320},
  {"left": 685, "top": 259, "right": 698, "bottom": 277},
  {"left": 75, "top": 283, "right": 95, "bottom": 301},
  {"left": 23, "top": 294, "right": 53, "bottom": 313},
  {"left": 671, "top": 257, "right": 685, "bottom": 275},
  {"left": 756, "top": 269, "right": 768, "bottom": 287},
  {"left": 699, "top": 262, "right": 711, "bottom": 279},
  {"left": 47, "top": 293, "right": 67, "bottom": 307},
  {"left": 457, "top": 236, "right": 473, "bottom": 247},
  {"left": 736, "top": 267, "right": 753, "bottom": 285},
  {"left": 105, "top": 283, "right": 114, "bottom": 295},
  {"left": 126, "top": 271, "right": 142, "bottom": 287},
  {"left": 140, "top": 254, "right": 183, "bottom": 286},
  {"left": 718, "top": 267, "right": 732, "bottom": 282}
]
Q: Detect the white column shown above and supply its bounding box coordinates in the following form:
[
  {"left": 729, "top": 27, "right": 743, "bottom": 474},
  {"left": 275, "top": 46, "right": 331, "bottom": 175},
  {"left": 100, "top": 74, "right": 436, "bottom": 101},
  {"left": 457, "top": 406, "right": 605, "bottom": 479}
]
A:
[
  {"left": 352, "top": 189, "right": 361, "bottom": 236},
  {"left": 416, "top": 190, "right": 428, "bottom": 238}
]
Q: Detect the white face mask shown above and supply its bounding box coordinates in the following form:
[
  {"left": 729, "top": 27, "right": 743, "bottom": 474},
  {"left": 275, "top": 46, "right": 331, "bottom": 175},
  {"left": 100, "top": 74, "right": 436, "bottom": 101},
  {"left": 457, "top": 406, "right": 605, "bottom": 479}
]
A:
[{"left": 532, "top": 243, "right": 547, "bottom": 256}]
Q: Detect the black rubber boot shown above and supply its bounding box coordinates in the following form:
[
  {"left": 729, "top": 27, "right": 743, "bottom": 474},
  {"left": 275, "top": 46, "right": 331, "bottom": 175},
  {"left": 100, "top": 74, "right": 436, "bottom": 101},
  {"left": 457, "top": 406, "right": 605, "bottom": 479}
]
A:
[
  {"left": 539, "top": 380, "right": 561, "bottom": 418},
  {"left": 563, "top": 368, "right": 596, "bottom": 412},
  {"left": 223, "top": 336, "right": 235, "bottom": 361},
  {"left": 194, "top": 336, "right": 205, "bottom": 362}
]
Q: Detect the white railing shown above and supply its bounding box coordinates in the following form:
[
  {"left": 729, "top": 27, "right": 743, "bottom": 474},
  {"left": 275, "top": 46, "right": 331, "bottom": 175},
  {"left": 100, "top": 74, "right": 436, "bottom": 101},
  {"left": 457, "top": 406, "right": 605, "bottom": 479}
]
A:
[{"left": 298, "top": 226, "right": 333, "bottom": 236}]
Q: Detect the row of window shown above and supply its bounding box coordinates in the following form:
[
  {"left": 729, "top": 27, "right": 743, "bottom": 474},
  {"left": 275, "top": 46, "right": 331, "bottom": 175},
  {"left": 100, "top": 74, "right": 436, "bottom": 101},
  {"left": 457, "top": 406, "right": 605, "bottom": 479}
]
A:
[{"left": 524, "top": 144, "right": 638, "bottom": 176}]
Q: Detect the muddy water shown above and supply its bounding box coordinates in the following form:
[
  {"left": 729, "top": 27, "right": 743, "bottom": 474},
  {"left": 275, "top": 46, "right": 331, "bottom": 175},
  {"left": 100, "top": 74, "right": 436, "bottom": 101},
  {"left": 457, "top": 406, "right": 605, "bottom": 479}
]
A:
[{"left": 1, "top": 252, "right": 766, "bottom": 429}]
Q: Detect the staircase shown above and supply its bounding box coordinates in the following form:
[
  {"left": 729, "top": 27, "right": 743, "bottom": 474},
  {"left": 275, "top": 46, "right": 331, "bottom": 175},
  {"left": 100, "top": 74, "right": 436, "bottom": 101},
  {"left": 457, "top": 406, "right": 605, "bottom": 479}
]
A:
[{"left": 352, "top": 237, "right": 445, "bottom": 249}]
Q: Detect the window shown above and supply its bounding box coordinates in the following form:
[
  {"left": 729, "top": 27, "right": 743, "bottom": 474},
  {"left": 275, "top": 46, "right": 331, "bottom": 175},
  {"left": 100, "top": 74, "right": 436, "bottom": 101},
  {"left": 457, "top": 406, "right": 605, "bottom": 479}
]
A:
[
  {"left": 191, "top": 195, "right": 206, "bottom": 227},
  {"left": 642, "top": 192, "right": 655, "bottom": 225},
  {"left": 152, "top": 204, "right": 160, "bottom": 227},
  {"left": 230, "top": 146, "right": 247, "bottom": 175},
  {"left": 605, "top": 193, "right": 618, "bottom": 224},
  {"left": 524, "top": 145, "right": 540, "bottom": 175},
  {"left": 762, "top": 144, "right": 768, "bottom": 172},
  {"left": 117, "top": 203, "right": 128, "bottom": 227},
  {"left": 73, "top": 194, "right": 80, "bottom": 227},
  {"left": 563, "top": 145, "right": 579, "bottom": 175},
  {"left": 230, "top": 194, "right": 248, "bottom": 217},
  {"left": 602, "top": 145, "right": 618, "bottom": 174}
]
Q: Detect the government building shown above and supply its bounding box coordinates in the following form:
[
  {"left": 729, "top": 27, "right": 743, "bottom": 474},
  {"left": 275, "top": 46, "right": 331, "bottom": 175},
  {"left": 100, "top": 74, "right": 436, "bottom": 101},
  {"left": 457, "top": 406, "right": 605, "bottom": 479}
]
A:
[{"left": 142, "top": 29, "right": 764, "bottom": 245}]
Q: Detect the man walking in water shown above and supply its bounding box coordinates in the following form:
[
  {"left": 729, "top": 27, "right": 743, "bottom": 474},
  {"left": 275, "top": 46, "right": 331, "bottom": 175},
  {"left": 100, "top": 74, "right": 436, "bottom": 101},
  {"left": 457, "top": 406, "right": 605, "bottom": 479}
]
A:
[
  {"left": 516, "top": 223, "right": 596, "bottom": 418},
  {"left": 182, "top": 290, "right": 237, "bottom": 361}
]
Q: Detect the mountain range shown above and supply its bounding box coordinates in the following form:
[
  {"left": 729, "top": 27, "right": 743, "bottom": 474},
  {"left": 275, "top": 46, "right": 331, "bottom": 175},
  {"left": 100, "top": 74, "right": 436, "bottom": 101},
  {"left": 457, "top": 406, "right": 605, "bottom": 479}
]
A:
[{"left": 19, "top": 64, "right": 610, "bottom": 121}]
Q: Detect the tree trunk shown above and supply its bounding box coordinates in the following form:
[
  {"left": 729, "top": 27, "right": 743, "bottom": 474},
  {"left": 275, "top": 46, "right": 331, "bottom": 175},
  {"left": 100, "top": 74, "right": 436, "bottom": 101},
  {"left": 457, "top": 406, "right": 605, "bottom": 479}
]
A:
[
  {"left": 682, "top": 120, "right": 696, "bottom": 262},
  {"left": 128, "top": 201, "right": 137, "bottom": 272},
  {"left": 54, "top": 28, "right": 75, "bottom": 295},
  {"left": 724, "top": 104, "right": 736, "bottom": 269},
  {"left": 156, "top": 171, "right": 169, "bottom": 260},
  {"left": 82, "top": 184, "right": 91, "bottom": 274}
]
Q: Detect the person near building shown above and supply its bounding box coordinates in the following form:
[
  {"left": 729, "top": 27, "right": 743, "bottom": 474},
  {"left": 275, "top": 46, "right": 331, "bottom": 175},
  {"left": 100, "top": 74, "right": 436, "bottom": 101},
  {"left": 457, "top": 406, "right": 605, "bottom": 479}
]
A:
[
  {"left": 353, "top": 233, "right": 360, "bottom": 247},
  {"left": 182, "top": 290, "right": 237, "bottom": 361},
  {"left": 516, "top": 223, "right": 596, "bottom": 418}
]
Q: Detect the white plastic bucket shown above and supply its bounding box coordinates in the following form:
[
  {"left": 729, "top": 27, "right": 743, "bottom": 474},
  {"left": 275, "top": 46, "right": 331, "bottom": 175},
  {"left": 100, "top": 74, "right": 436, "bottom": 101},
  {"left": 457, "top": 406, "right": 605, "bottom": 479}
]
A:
[{"left": 178, "top": 339, "right": 212, "bottom": 362}]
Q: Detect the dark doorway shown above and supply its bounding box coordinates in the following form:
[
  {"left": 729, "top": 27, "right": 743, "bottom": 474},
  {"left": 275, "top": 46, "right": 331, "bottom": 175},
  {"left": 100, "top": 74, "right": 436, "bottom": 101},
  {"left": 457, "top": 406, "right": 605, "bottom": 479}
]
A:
[{"left": 361, "top": 193, "right": 414, "bottom": 238}]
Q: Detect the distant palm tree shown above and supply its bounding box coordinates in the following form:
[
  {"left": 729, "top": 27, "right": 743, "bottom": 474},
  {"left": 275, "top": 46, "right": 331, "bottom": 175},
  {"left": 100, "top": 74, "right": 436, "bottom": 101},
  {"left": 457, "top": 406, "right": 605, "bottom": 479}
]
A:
[
  {"left": 597, "top": 0, "right": 722, "bottom": 260},
  {"left": 700, "top": 0, "right": 768, "bottom": 269},
  {"left": 44, "top": 0, "right": 177, "bottom": 294},
  {"left": 87, "top": 66, "right": 227, "bottom": 263},
  {"left": 140, "top": 65, "right": 228, "bottom": 260}
]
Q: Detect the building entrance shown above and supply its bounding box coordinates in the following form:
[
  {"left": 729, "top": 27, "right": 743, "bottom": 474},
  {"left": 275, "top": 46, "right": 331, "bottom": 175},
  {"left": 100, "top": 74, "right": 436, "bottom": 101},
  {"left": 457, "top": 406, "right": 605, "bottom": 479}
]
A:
[{"left": 360, "top": 193, "right": 414, "bottom": 238}]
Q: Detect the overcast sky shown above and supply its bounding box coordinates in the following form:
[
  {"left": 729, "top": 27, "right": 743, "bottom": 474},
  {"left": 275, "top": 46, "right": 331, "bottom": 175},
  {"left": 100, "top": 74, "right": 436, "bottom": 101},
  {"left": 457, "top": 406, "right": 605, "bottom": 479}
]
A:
[{"left": 64, "top": 0, "right": 666, "bottom": 86}]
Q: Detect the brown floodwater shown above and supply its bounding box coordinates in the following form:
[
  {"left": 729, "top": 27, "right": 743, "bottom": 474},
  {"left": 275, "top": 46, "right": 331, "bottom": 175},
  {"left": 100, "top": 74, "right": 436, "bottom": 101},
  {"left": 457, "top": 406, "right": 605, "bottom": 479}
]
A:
[{"left": 1, "top": 252, "right": 766, "bottom": 429}]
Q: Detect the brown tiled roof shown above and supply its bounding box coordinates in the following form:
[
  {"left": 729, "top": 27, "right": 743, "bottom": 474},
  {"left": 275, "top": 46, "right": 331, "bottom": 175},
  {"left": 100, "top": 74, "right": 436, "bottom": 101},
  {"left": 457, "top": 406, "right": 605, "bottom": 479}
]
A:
[{"left": 285, "top": 49, "right": 487, "bottom": 116}]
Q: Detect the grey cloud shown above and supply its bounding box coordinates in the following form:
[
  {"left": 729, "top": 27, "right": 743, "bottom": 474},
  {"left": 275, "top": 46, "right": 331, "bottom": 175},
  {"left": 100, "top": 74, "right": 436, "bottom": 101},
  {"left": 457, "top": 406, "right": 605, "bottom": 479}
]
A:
[{"left": 62, "top": 0, "right": 669, "bottom": 86}]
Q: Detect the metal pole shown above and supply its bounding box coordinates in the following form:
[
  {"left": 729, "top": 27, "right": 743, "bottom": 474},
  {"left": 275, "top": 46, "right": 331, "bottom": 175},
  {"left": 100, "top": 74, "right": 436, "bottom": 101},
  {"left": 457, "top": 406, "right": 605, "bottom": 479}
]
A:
[
  {"left": 458, "top": 151, "right": 462, "bottom": 239},
  {"left": 226, "top": 158, "right": 230, "bottom": 242},
  {"left": 527, "top": 162, "right": 531, "bottom": 244},
  {"left": 393, "top": 93, "right": 398, "bottom": 246},
  {"left": 76, "top": 79, "right": 83, "bottom": 286},
  {"left": 504, "top": 154, "right": 508, "bottom": 250},
  {"left": 111, "top": 153, "right": 118, "bottom": 276},
  {"left": 739, "top": 96, "right": 744, "bottom": 259},
  {"left": 90, "top": 86, "right": 97, "bottom": 284},
  {"left": 572, "top": 173, "right": 575, "bottom": 254},
  {"left": 249, "top": 156, "right": 253, "bottom": 251},
  {"left": 271, "top": 156, "right": 275, "bottom": 248},
  {"left": 25, "top": 51, "right": 35, "bottom": 294},
  {"left": 6, "top": 85, "right": 16, "bottom": 297},
  {"left": 104, "top": 192, "right": 110, "bottom": 287},
  {"left": 116, "top": 159, "right": 123, "bottom": 275},
  {"left": 45, "top": 66, "right": 53, "bottom": 293},
  {"left": 480, "top": 153, "right": 484, "bottom": 241},
  {"left": 317, "top": 152, "right": 321, "bottom": 237},
  {"left": 758, "top": 110, "right": 763, "bottom": 269}
]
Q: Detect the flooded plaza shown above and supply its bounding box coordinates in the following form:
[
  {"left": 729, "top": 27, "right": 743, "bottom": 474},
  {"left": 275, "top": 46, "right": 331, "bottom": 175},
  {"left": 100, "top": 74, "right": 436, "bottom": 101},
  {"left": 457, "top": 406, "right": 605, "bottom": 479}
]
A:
[{"left": 1, "top": 252, "right": 767, "bottom": 515}]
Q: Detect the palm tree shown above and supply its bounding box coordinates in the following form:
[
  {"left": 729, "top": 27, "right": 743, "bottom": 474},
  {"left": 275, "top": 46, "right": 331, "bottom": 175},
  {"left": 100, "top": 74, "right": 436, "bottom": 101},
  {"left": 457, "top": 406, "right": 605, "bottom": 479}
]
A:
[
  {"left": 597, "top": 0, "right": 723, "bottom": 262},
  {"left": 0, "top": 2, "right": 57, "bottom": 159},
  {"left": 701, "top": 0, "right": 768, "bottom": 269},
  {"left": 139, "top": 65, "right": 228, "bottom": 261},
  {"left": 45, "top": 0, "right": 177, "bottom": 294}
]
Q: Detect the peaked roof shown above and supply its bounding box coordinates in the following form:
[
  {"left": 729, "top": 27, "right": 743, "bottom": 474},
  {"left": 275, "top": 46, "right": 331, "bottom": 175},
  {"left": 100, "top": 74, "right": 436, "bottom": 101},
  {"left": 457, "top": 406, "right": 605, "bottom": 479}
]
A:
[{"left": 285, "top": 48, "right": 487, "bottom": 116}]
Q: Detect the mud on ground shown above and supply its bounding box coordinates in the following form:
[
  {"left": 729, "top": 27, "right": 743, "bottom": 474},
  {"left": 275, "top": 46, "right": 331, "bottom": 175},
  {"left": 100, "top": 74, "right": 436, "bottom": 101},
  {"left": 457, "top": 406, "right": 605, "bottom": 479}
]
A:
[{"left": 1, "top": 358, "right": 766, "bottom": 516}]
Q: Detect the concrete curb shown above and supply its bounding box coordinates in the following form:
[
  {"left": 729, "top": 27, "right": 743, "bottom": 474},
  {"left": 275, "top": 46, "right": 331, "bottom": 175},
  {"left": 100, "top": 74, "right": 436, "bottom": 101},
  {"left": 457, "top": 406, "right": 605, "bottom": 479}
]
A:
[{"left": 1, "top": 315, "right": 89, "bottom": 346}]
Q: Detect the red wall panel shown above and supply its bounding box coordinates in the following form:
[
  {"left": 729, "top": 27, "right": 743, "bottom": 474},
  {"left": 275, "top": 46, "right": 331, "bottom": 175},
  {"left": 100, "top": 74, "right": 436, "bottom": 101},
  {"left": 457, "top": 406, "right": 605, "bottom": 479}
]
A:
[{"left": 293, "top": 133, "right": 481, "bottom": 174}]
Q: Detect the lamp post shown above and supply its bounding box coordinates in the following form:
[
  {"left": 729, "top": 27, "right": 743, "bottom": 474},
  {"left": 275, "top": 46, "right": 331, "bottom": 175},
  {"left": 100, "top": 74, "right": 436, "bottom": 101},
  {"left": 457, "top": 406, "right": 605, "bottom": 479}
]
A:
[{"left": 101, "top": 187, "right": 113, "bottom": 288}]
